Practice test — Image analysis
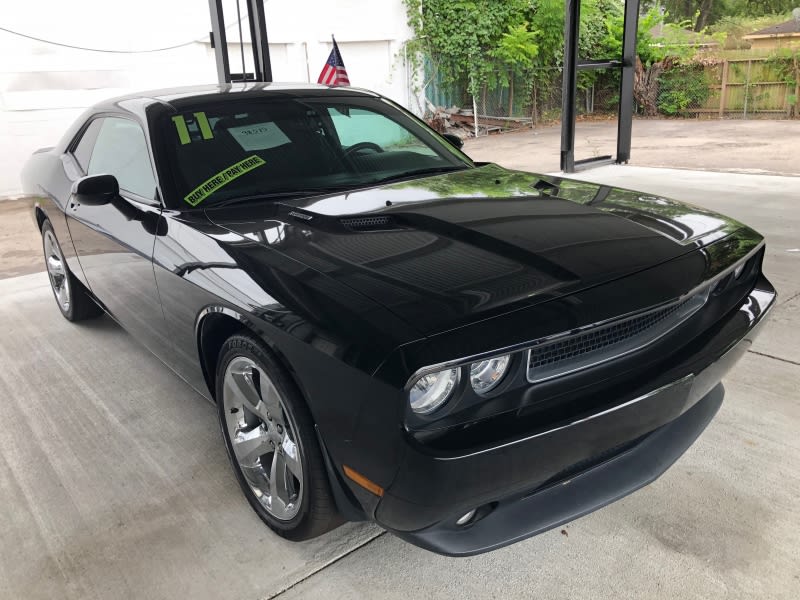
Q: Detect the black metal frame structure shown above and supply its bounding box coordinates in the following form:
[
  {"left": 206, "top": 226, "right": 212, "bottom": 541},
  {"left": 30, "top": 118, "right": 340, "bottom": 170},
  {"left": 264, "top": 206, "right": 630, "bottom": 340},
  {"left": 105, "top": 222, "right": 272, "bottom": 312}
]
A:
[
  {"left": 208, "top": 0, "right": 273, "bottom": 84},
  {"left": 207, "top": 0, "right": 638, "bottom": 172},
  {"left": 560, "top": 0, "right": 640, "bottom": 172}
]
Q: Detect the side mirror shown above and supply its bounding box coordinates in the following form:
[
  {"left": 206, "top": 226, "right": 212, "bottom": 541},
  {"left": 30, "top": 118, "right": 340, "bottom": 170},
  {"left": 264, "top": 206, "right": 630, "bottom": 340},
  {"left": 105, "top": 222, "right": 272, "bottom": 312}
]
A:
[
  {"left": 71, "top": 174, "right": 118, "bottom": 206},
  {"left": 441, "top": 133, "right": 464, "bottom": 150}
]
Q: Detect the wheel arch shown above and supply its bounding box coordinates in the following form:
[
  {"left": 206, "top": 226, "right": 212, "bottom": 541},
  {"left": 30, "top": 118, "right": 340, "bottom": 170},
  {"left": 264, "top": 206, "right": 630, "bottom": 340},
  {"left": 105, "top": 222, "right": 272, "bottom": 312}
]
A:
[
  {"left": 34, "top": 205, "right": 48, "bottom": 231},
  {"left": 195, "top": 306, "right": 302, "bottom": 405},
  {"left": 195, "top": 307, "right": 248, "bottom": 402},
  {"left": 195, "top": 306, "right": 367, "bottom": 521}
]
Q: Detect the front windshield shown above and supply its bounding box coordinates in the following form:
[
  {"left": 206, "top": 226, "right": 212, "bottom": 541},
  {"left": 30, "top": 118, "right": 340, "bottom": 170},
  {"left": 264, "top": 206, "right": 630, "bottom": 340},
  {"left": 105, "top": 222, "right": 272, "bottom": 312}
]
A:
[{"left": 162, "top": 96, "right": 472, "bottom": 207}]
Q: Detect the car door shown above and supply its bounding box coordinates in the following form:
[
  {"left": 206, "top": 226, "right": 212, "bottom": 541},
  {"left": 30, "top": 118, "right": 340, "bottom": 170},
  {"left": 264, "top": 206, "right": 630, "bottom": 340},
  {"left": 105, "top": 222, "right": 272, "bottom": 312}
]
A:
[{"left": 66, "top": 115, "right": 172, "bottom": 360}]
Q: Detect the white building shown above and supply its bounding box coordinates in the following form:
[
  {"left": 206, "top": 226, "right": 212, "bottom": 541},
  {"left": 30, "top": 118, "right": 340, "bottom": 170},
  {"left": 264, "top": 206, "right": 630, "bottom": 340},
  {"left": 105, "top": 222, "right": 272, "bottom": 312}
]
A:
[{"left": 0, "top": 0, "right": 421, "bottom": 196}]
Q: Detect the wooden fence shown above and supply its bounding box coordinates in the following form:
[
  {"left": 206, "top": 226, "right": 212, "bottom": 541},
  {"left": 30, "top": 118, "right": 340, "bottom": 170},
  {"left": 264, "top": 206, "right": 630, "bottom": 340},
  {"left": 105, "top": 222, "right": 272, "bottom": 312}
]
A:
[{"left": 693, "top": 58, "right": 799, "bottom": 118}]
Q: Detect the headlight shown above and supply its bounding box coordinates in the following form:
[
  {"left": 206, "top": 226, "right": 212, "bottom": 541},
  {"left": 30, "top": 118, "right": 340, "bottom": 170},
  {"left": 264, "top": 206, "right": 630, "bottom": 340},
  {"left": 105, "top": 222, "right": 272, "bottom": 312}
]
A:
[
  {"left": 470, "top": 355, "right": 510, "bottom": 395},
  {"left": 409, "top": 368, "right": 460, "bottom": 414}
]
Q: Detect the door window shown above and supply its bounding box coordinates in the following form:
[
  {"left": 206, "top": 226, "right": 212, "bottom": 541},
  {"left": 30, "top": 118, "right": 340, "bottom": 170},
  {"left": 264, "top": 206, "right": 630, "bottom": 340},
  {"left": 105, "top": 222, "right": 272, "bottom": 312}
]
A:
[
  {"left": 72, "top": 118, "right": 103, "bottom": 172},
  {"left": 88, "top": 117, "right": 157, "bottom": 200}
]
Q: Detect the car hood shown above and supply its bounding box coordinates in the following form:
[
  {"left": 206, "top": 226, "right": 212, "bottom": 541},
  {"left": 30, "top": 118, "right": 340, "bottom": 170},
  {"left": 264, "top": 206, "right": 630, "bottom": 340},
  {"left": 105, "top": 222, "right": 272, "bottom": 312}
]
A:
[{"left": 205, "top": 164, "right": 745, "bottom": 336}]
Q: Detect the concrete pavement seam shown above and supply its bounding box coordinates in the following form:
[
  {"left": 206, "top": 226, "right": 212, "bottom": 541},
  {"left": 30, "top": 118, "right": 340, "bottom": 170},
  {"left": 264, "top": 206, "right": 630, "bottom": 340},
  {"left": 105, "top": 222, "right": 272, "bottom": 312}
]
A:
[
  {"left": 777, "top": 290, "right": 800, "bottom": 307},
  {"left": 261, "top": 531, "right": 388, "bottom": 600},
  {"left": 747, "top": 349, "right": 800, "bottom": 367}
]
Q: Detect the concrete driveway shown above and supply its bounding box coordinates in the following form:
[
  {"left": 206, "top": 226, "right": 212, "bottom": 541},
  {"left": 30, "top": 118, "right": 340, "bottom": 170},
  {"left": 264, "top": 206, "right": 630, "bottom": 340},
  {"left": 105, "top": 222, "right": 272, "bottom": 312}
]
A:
[
  {"left": 0, "top": 165, "right": 798, "bottom": 599},
  {"left": 464, "top": 119, "right": 800, "bottom": 177}
]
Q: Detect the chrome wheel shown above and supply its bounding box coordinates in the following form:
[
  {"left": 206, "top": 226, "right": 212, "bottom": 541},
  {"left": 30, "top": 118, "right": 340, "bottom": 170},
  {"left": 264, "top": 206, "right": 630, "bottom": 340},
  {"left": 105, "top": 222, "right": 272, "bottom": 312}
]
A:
[
  {"left": 222, "top": 356, "right": 304, "bottom": 521},
  {"left": 43, "top": 229, "right": 71, "bottom": 312}
]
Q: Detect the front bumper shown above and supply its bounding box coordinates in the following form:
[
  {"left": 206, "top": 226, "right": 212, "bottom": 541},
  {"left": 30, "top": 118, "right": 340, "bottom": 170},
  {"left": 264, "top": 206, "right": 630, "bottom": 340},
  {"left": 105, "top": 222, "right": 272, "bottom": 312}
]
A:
[{"left": 375, "top": 276, "right": 775, "bottom": 556}]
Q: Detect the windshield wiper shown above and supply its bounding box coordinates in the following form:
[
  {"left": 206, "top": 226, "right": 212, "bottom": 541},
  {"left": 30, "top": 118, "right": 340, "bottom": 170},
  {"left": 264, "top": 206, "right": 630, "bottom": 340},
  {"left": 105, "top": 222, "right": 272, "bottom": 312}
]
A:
[
  {"left": 368, "top": 166, "right": 469, "bottom": 186},
  {"left": 213, "top": 187, "right": 352, "bottom": 207},
  {"left": 209, "top": 167, "right": 468, "bottom": 207}
]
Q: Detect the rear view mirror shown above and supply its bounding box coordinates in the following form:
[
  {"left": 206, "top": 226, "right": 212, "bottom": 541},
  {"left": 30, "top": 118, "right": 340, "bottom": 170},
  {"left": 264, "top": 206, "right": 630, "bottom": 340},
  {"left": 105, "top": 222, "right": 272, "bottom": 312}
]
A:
[
  {"left": 72, "top": 174, "right": 118, "bottom": 206},
  {"left": 441, "top": 133, "right": 464, "bottom": 150}
]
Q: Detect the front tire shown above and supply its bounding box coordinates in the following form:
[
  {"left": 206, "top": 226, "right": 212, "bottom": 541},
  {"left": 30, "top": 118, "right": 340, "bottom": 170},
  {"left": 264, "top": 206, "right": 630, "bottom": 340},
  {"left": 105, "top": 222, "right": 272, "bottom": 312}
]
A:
[
  {"left": 41, "top": 219, "right": 101, "bottom": 321},
  {"left": 216, "top": 333, "right": 342, "bottom": 540}
]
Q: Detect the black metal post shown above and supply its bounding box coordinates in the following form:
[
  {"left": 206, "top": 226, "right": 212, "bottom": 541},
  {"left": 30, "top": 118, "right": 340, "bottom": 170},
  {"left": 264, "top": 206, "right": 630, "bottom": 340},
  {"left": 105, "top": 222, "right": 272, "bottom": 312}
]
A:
[
  {"left": 560, "top": 0, "right": 581, "bottom": 173},
  {"left": 560, "top": 0, "right": 640, "bottom": 172},
  {"left": 208, "top": 0, "right": 230, "bottom": 84},
  {"left": 246, "top": 0, "right": 273, "bottom": 82},
  {"left": 616, "top": 0, "right": 640, "bottom": 164}
]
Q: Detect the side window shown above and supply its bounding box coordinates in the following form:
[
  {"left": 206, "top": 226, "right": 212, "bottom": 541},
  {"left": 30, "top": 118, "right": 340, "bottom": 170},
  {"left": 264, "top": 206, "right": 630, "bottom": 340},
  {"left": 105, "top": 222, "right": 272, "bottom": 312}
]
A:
[
  {"left": 88, "top": 117, "right": 157, "bottom": 200},
  {"left": 327, "top": 107, "right": 437, "bottom": 156},
  {"left": 72, "top": 118, "right": 103, "bottom": 172}
]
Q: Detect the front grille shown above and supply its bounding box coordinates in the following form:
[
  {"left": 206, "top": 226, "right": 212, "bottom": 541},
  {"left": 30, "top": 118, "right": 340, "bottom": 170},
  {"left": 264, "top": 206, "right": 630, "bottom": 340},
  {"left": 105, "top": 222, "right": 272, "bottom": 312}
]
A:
[{"left": 527, "top": 288, "right": 708, "bottom": 383}]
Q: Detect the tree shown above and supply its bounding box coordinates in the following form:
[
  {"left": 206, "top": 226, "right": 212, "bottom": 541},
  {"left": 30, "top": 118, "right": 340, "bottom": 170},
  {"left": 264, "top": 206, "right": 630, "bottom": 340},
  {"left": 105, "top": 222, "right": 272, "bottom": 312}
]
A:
[
  {"left": 603, "top": 6, "right": 673, "bottom": 115},
  {"left": 490, "top": 23, "right": 540, "bottom": 114},
  {"left": 660, "top": 1, "right": 724, "bottom": 30},
  {"left": 726, "top": 0, "right": 799, "bottom": 16}
]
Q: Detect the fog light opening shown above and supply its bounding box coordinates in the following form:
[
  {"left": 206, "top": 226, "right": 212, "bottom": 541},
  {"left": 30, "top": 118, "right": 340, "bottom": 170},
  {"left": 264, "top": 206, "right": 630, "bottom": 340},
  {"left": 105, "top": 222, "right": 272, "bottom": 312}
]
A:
[{"left": 456, "top": 509, "right": 477, "bottom": 526}]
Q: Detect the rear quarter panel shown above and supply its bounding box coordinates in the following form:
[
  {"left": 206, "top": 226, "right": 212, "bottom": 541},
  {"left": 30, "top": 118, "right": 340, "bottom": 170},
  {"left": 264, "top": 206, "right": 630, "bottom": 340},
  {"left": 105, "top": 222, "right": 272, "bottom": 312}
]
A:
[{"left": 21, "top": 150, "right": 88, "bottom": 286}]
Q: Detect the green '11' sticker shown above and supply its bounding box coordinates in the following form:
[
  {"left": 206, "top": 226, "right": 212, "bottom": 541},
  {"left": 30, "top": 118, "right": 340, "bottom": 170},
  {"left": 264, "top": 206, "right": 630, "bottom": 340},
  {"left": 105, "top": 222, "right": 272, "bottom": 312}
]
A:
[
  {"left": 184, "top": 155, "right": 266, "bottom": 206},
  {"left": 172, "top": 112, "right": 214, "bottom": 145}
]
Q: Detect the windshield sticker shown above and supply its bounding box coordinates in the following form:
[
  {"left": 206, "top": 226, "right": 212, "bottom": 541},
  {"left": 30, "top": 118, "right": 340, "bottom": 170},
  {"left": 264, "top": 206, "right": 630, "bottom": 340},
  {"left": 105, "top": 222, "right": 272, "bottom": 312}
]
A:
[
  {"left": 172, "top": 112, "right": 214, "bottom": 145},
  {"left": 183, "top": 155, "right": 266, "bottom": 206},
  {"left": 228, "top": 121, "right": 290, "bottom": 151},
  {"left": 194, "top": 111, "right": 214, "bottom": 140},
  {"left": 172, "top": 115, "right": 191, "bottom": 145}
]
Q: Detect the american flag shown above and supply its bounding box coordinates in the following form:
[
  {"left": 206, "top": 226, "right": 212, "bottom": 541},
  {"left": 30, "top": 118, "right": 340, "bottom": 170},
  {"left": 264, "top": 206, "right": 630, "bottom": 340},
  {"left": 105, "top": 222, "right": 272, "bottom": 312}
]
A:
[{"left": 317, "top": 37, "right": 350, "bottom": 86}]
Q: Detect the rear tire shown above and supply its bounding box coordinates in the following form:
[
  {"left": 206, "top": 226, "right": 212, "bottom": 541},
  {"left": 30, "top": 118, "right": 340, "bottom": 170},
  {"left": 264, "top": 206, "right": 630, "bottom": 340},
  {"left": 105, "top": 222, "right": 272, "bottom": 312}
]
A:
[
  {"left": 41, "top": 219, "right": 101, "bottom": 322},
  {"left": 216, "top": 333, "right": 342, "bottom": 540}
]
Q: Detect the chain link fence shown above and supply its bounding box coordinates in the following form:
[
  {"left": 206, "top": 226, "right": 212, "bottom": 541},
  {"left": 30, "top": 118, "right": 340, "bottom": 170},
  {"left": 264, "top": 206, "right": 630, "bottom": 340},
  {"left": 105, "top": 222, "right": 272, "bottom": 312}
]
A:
[{"left": 425, "top": 57, "right": 799, "bottom": 136}]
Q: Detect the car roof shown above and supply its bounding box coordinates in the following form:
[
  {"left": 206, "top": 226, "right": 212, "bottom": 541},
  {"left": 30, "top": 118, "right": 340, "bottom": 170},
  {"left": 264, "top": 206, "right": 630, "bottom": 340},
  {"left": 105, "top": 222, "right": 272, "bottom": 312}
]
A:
[{"left": 95, "top": 83, "right": 381, "bottom": 116}]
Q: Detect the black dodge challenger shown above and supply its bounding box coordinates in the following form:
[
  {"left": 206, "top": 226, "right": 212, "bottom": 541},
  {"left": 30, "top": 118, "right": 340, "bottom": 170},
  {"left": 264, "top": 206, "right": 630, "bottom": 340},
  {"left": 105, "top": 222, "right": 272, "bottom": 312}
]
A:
[{"left": 22, "top": 84, "right": 775, "bottom": 556}]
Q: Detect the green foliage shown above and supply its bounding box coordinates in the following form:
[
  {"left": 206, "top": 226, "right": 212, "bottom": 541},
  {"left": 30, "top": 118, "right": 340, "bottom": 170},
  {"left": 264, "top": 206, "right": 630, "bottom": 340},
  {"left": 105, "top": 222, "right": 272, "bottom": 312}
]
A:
[
  {"left": 489, "top": 22, "right": 540, "bottom": 88},
  {"left": 525, "top": 0, "right": 566, "bottom": 97},
  {"left": 527, "top": 0, "right": 566, "bottom": 68},
  {"left": 602, "top": 5, "right": 669, "bottom": 65},
  {"left": 403, "top": 0, "right": 537, "bottom": 94},
  {"left": 764, "top": 49, "right": 799, "bottom": 110},
  {"left": 648, "top": 0, "right": 797, "bottom": 30},
  {"left": 657, "top": 1, "right": 727, "bottom": 30},
  {"left": 576, "top": 0, "right": 623, "bottom": 90},
  {"left": 724, "top": 0, "right": 799, "bottom": 17},
  {"left": 491, "top": 23, "right": 540, "bottom": 67},
  {"left": 710, "top": 11, "right": 795, "bottom": 49},
  {"left": 657, "top": 65, "right": 711, "bottom": 114},
  {"left": 405, "top": 0, "right": 798, "bottom": 119}
]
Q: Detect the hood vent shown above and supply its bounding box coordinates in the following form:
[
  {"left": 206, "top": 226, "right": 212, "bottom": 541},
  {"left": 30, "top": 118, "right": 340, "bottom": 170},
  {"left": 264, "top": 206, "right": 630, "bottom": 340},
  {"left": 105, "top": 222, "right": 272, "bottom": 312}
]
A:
[{"left": 340, "top": 215, "right": 399, "bottom": 232}]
